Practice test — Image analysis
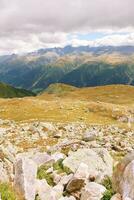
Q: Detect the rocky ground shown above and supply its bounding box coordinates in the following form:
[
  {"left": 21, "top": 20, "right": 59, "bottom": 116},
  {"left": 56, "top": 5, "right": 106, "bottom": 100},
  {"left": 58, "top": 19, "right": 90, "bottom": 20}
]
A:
[{"left": 0, "top": 118, "right": 134, "bottom": 200}]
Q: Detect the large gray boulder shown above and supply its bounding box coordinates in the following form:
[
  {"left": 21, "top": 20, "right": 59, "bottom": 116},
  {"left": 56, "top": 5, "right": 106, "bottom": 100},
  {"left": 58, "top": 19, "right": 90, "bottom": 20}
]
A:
[
  {"left": 63, "top": 148, "right": 113, "bottom": 183},
  {"left": 112, "top": 151, "right": 134, "bottom": 200},
  {"left": 116, "top": 160, "right": 134, "bottom": 200},
  {"left": 80, "top": 182, "right": 106, "bottom": 200},
  {"left": 14, "top": 157, "right": 37, "bottom": 200}
]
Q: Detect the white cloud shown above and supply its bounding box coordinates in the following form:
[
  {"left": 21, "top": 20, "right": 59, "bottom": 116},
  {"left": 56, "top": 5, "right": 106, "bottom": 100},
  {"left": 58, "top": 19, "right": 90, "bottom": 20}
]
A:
[{"left": 0, "top": 0, "right": 134, "bottom": 54}]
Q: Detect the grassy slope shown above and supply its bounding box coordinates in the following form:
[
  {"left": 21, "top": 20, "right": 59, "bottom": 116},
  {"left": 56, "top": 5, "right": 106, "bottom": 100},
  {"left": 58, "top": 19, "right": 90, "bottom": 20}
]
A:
[
  {"left": 0, "top": 84, "right": 133, "bottom": 128},
  {"left": 0, "top": 82, "right": 35, "bottom": 98}
]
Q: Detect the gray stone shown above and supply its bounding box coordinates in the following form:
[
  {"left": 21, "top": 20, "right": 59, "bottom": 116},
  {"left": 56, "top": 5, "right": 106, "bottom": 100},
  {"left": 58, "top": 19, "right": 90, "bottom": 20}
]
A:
[
  {"left": 63, "top": 148, "right": 113, "bottom": 183},
  {"left": 14, "top": 157, "right": 37, "bottom": 200},
  {"left": 66, "top": 163, "right": 89, "bottom": 193},
  {"left": 81, "top": 182, "right": 106, "bottom": 200}
]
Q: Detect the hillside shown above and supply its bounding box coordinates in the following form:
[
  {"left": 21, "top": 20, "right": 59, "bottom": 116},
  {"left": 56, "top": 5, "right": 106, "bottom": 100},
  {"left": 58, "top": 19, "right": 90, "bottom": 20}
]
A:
[
  {"left": 60, "top": 62, "right": 134, "bottom": 87},
  {"left": 0, "top": 82, "right": 35, "bottom": 98},
  {"left": 0, "top": 84, "right": 133, "bottom": 126}
]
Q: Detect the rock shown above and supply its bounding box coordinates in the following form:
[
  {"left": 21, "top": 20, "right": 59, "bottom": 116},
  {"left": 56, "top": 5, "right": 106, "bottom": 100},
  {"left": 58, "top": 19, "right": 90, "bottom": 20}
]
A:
[
  {"left": 36, "top": 179, "right": 51, "bottom": 200},
  {"left": 59, "top": 174, "right": 73, "bottom": 186},
  {"left": 66, "top": 179, "right": 85, "bottom": 193},
  {"left": 0, "top": 162, "right": 9, "bottom": 182},
  {"left": 54, "top": 131, "right": 63, "bottom": 138},
  {"left": 110, "top": 193, "right": 122, "bottom": 200},
  {"left": 36, "top": 179, "right": 63, "bottom": 200},
  {"left": 63, "top": 148, "right": 113, "bottom": 183},
  {"left": 81, "top": 182, "right": 106, "bottom": 200},
  {"left": 119, "top": 160, "right": 134, "bottom": 199},
  {"left": 32, "top": 152, "right": 54, "bottom": 166},
  {"left": 112, "top": 151, "right": 134, "bottom": 192},
  {"left": 59, "top": 196, "right": 76, "bottom": 200},
  {"left": 14, "top": 157, "right": 37, "bottom": 200},
  {"left": 112, "top": 151, "right": 134, "bottom": 200},
  {"left": 51, "top": 152, "right": 66, "bottom": 162},
  {"left": 66, "top": 163, "right": 89, "bottom": 193},
  {"left": 83, "top": 130, "right": 98, "bottom": 142},
  {"left": 53, "top": 171, "right": 62, "bottom": 184}
]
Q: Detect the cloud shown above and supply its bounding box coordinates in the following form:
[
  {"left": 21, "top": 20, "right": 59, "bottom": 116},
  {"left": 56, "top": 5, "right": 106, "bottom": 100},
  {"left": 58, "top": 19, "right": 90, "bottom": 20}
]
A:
[{"left": 0, "top": 0, "right": 134, "bottom": 54}]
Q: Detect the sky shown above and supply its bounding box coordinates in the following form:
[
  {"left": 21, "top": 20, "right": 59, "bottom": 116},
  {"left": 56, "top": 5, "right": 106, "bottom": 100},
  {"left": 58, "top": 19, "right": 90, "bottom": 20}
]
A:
[{"left": 0, "top": 0, "right": 134, "bottom": 55}]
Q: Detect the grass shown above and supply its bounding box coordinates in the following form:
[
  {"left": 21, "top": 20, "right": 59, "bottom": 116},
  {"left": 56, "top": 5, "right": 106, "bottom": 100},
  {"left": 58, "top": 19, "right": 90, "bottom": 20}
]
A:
[
  {"left": 101, "top": 176, "right": 115, "bottom": 200},
  {"left": 0, "top": 84, "right": 134, "bottom": 129},
  {"left": 37, "top": 159, "right": 72, "bottom": 186},
  {"left": 0, "top": 183, "right": 17, "bottom": 200},
  {"left": 37, "top": 163, "right": 55, "bottom": 186},
  {"left": 53, "top": 159, "right": 72, "bottom": 175}
]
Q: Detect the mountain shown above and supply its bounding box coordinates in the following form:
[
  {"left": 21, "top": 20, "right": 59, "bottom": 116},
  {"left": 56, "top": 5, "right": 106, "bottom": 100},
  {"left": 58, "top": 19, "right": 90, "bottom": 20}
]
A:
[
  {"left": 0, "top": 82, "right": 35, "bottom": 98},
  {"left": 0, "top": 45, "right": 134, "bottom": 92},
  {"left": 60, "top": 62, "right": 134, "bottom": 87}
]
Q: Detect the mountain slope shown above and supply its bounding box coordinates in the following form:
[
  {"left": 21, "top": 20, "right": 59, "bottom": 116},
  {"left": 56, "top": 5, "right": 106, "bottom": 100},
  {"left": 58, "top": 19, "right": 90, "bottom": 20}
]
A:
[
  {"left": 0, "top": 82, "right": 35, "bottom": 98},
  {"left": 60, "top": 62, "right": 134, "bottom": 87}
]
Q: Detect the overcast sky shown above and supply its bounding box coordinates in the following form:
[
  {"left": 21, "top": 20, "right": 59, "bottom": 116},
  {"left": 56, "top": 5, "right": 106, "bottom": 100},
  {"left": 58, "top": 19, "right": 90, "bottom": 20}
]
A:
[{"left": 0, "top": 0, "right": 134, "bottom": 54}]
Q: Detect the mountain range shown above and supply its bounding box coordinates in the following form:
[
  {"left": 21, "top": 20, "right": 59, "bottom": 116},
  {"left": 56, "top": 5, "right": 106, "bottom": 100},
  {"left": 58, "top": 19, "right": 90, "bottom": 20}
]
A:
[{"left": 0, "top": 45, "right": 134, "bottom": 93}]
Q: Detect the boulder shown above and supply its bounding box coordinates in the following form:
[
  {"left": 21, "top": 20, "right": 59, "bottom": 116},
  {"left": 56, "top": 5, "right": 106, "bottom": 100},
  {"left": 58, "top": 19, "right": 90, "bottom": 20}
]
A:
[
  {"left": 14, "top": 157, "right": 37, "bottom": 200},
  {"left": 66, "top": 163, "right": 89, "bottom": 193},
  {"left": 110, "top": 193, "right": 122, "bottom": 200},
  {"left": 36, "top": 180, "right": 63, "bottom": 200},
  {"left": 36, "top": 179, "right": 51, "bottom": 200},
  {"left": 81, "top": 182, "right": 106, "bottom": 200},
  {"left": 83, "top": 130, "right": 98, "bottom": 142},
  {"left": 31, "top": 152, "right": 54, "bottom": 166},
  {"left": 63, "top": 148, "right": 113, "bottom": 183},
  {"left": 119, "top": 160, "right": 134, "bottom": 199},
  {"left": 112, "top": 151, "right": 134, "bottom": 192}
]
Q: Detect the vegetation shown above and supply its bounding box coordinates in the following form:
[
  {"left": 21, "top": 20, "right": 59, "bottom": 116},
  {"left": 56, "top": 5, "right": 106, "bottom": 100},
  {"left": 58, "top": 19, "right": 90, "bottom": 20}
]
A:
[
  {"left": 37, "top": 159, "right": 72, "bottom": 186},
  {"left": 0, "top": 183, "right": 17, "bottom": 200},
  {"left": 53, "top": 159, "right": 72, "bottom": 175},
  {"left": 101, "top": 176, "right": 115, "bottom": 200},
  {"left": 37, "top": 163, "right": 55, "bottom": 186},
  {"left": 0, "top": 82, "right": 35, "bottom": 98},
  {"left": 0, "top": 84, "right": 133, "bottom": 129}
]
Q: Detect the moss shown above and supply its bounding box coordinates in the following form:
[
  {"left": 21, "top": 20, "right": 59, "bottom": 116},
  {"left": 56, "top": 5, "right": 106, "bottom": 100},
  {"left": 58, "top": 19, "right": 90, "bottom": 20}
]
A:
[
  {"left": 53, "top": 159, "right": 72, "bottom": 175},
  {"left": 0, "top": 183, "right": 17, "bottom": 200},
  {"left": 101, "top": 190, "right": 114, "bottom": 200},
  {"left": 101, "top": 176, "right": 115, "bottom": 200},
  {"left": 37, "top": 164, "right": 55, "bottom": 186}
]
